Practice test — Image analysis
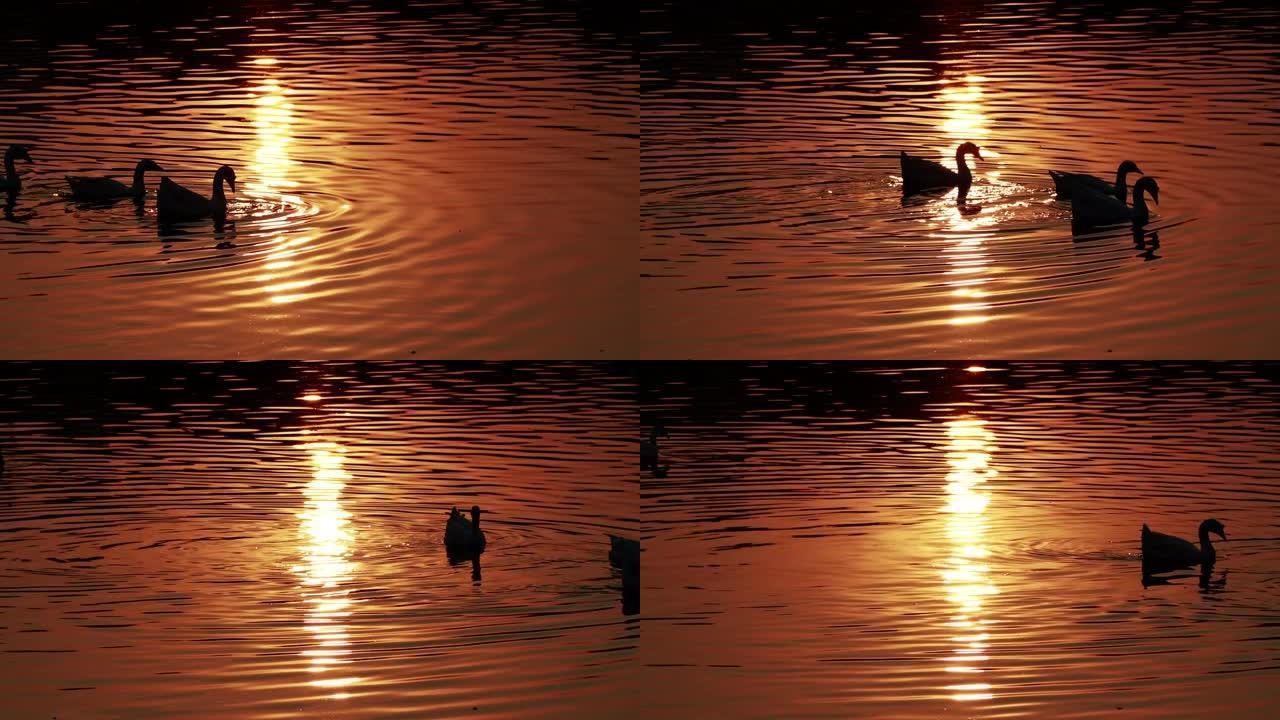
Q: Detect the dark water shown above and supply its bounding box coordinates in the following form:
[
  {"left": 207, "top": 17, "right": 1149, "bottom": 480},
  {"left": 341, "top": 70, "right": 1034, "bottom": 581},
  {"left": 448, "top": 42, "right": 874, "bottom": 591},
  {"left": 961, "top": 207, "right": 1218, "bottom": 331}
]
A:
[
  {"left": 0, "top": 362, "right": 638, "bottom": 719},
  {"left": 0, "top": 2, "right": 635, "bottom": 358},
  {"left": 640, "top": 2, "right": 1280, "bottom": 358},
  {"left": 641, "top": 363, "right": 1280, "bottom": 718}
]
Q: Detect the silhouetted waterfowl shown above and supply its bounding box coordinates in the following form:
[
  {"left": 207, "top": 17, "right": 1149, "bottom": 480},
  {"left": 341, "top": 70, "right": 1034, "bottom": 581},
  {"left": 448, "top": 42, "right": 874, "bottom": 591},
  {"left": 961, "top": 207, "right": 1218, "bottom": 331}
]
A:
[
  {"left": 1, "top": 144, "right": 33, "bottom": 195},
  {"left": 67, "top": 159, "right": 164, "bottom": 202},
  {"left": 1049, "top": 160, "right": 1142, "bottom": 202},
  {"left": 1142, "top": 518, "right": 1225, "bottom": 574},
  {"left": 900, "top": 142, "right": 982, "bottom": 196},
  {"left": 1072, "top": 177, "right": 1159, "bottom": 227},
  {"left": 609, "top": 535, "right": 639, "bottom": 570},
  {"left": 157, "top": 165, "right": 235, "bottom": 224},
  {"left": 444, "top": 505, "right": 486, "bottom": 551},
  {"left": 641, "top": 425, "right": 665, "bottom": 470}
]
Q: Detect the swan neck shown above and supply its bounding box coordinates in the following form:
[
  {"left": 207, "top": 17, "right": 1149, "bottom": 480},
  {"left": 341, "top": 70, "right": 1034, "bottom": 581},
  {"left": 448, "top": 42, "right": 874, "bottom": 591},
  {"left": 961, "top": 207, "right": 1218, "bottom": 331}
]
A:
[
  {"left": 1114, "top": 166, "right": 1129, "bottom": 203},
  {"left": 132, "top": 166, "right": 147, "bottom": 194},
  {"left": 1199, "top": 527, "right": 1215, "bottom": 555},
  {"left": 3, "top": 154, "right": 15, "bottom": 178},
  {"left": 955, "top": 150, "right": 970, "bottom": 178}
]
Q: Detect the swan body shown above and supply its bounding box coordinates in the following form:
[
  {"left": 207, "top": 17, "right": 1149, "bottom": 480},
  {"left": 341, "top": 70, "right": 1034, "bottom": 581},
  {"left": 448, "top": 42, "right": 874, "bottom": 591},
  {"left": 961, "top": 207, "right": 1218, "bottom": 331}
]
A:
[
  {"left": 1049, "top": 160, "right": 1142, "bottom": 203},
  {"left": 157, "top": 165, "right": 236, "bottom": 223},
  {"left": 67, "top": 159, "right": 163, "bottom": 201},
  {"left": 444, "top": 505, "right": 486, "bottom": 551},
  {"left": 900, "top": 142, "right": 982, "bottom": 196},
  {"left": 609, "top": 535, "right": 639, "bottom": 571},
  {"left": 1072, "top": 176, "right": 1159, "bottom": 227},
  {"left": 1142, "top": 518, "right": 1225, "bottom": 574},
  {"left": 1, "top": 144, "right": 33, "bottom": 195}
]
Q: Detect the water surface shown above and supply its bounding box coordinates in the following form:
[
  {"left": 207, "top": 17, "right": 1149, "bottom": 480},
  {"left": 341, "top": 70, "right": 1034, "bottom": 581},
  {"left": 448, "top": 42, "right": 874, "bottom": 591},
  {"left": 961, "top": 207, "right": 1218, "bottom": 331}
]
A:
[
  {"left": 641, "top": 362, "right": 1280, "bottom": 718},
  {"left": 0, "top": 362, "right": 638, "bottom": 719},
  {"left": 640, "top": 2, "right": 1280, "bottom": 357},
  {"left": 0, "top": 2, "right": 635, "bottom": 357}
]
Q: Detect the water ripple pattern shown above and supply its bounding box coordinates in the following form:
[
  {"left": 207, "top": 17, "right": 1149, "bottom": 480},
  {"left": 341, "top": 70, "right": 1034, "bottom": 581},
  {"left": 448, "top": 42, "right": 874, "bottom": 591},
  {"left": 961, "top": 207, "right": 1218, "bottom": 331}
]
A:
[
  {"left": 640, "top": 362, "right": 1280, "bottom": 719},
  {"left": 0, "top": 2, "right": 636, "bottom": 357},
  {"left": 0, "top": 362, "right": 638, "bottom": 719},
  {"left": 640, "top": 2, "right": 1280, "bottom": 357}
]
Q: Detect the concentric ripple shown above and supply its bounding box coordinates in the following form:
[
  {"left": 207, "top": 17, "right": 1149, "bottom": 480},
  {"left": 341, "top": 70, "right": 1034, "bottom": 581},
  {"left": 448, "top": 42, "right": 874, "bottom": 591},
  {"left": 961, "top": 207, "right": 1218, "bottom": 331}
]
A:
[{"left": 0, "top": 2, "right": 635, "bottom": 357}]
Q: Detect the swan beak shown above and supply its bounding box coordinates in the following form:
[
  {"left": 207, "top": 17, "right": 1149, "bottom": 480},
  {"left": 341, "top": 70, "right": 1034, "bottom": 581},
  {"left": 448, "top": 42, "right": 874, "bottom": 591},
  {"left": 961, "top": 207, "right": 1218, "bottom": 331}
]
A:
[
  {"left": 229, "top": 179, "right": 237, "bottom": 193},
  {"left": 1152, "top": 189, "right": 1159, "bottom": 205},
  {"left": 974, "top": 149, "right": 983, "bottom": 161}
]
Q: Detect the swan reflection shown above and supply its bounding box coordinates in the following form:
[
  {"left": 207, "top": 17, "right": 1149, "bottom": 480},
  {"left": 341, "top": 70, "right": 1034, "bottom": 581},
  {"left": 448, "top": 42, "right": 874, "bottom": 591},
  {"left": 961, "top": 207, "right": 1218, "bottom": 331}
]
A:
[{"left": 941, "top": 417, "right": 998, "bottom": 702}]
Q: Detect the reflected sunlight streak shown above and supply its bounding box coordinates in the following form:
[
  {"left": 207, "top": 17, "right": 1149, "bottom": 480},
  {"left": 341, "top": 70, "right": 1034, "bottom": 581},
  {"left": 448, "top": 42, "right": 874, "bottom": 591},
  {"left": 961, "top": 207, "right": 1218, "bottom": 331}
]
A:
[
  {"left": 293, "top": 439, "right": 362, "bottom": 698},
  {"left": 941, "top": 417, "right": 998, "bottom": 703}
]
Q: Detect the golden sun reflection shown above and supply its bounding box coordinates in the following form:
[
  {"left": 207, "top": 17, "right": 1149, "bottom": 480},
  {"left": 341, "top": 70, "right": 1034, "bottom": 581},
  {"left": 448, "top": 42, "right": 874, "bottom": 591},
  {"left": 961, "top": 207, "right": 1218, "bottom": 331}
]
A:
[
  {"left": 293, "top": 439, "right": 361, "bottom": 698},
  {"left": 941, "top": 417, "right": 998, "bottom": 703},
  {"left": 249, "top": 63, "right": 296, "bottom": 193},
  {"left": 938, "top": 75, "right": 991, "bottom": 148}
]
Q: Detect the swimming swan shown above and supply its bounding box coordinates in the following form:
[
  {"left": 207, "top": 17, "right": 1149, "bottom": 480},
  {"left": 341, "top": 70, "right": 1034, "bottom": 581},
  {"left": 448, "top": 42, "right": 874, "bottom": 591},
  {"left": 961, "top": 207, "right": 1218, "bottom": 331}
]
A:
[
  {"left": 67, "top": 159, "right": 164, "bottom": 202},
  {"left": 1072, "top": 177, "right": 1159, "bottom": 227},
  {"left": 1050, "top": 160, "right": 1142, "bottom": 203},
  {"left": 900, "top": 142, "right": 982, "bottom": 196},
  {"left": 157, "top": 165, "right": 236, "bottom": 224},
  {"left": 1142, "top": 518, "right": 1225, "bottom": 574},
  {"left": 444, "top": 505, "right": 486, "bottom": 551},
  {"left": 1, "top": 144, "right": 33, "bottom": 195}
]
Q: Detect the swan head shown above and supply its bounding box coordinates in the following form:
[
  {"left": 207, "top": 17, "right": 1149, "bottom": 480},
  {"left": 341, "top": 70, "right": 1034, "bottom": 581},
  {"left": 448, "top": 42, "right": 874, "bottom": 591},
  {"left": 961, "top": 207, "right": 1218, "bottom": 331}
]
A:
[
  {"left": 470, "top": 505, "right": 482, "bottom": 525},
  {"left": 1134, "top": 176, "right": 1159, "bottom": 205},
  {"left": 1200, "top": 518, "right": 1226, "bottom": 541},
  {"left": 215, "top": 165, "right": 237, "bottom": 193},
  {"left": 957, "top": 142, "right": 982, "bottom": 161},
  {"left": 7, "top": 144, "right": 33, "bottom": 163},
  {"left": 1118, "top": 160, "right": 1142, "bottom": 176}
]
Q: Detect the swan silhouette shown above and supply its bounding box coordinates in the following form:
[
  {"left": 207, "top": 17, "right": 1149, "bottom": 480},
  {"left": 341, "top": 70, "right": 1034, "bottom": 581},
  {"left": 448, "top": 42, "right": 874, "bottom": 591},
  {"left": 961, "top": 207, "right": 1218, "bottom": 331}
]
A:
[
  {"left": 900, "top": 142, "right": 982, "bottom": 197},
  {"left": 157, "top": 165, "right": 236, "bottom": 224},
  {"left": 1, "top": 144, "right": 33, "bottom": 196},
  {"left": 67, "top": 159, "right": 164, "bottom": 202},
  {"left": 1050, "top": 160, "right": 1142, "bottom": 203},
  {"left": 1142, "top": 518, "right": 1225, "bottom": 576},
  {"left": 444, "top": 505, "right": 486, "bottom": 552},
  {"left": 1072, "top": 177, "right": 1159, "bottom": 228}
]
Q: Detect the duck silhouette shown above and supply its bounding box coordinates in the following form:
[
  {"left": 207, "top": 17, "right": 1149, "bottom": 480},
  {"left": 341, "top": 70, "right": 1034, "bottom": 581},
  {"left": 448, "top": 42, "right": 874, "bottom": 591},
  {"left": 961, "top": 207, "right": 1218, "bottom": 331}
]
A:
[
  {"left": 1142, "top": 518, "right": 1225, "bottom": 577},
  {"left": 1, "top": 144, "right": 33, "bottom": 197},
  {"left": 1072, "top": 177, "right": 1159, "bottom": 228},
  {"left": 444, "top": 505, "right": 486, "bottom": 553},
  {"left": 900, "top": 142, "right": 982, "bottom": 197},
  {"left": 67, "top": 159, "right": 163, "bottom": 202},
  {"left": 1050, "top": 160, "right": 1142, "bottom": 202}
]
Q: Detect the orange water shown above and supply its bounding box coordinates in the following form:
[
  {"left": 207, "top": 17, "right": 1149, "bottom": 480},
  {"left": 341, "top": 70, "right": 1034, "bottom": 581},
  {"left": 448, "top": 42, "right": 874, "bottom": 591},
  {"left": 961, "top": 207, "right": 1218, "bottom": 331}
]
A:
[
  {"left": 0, "top": 362, "right": 638, "bottom": 719},
  {"left": 0, "top": 4, "right": 635, "bottom": 358},
  {"left": 641, "top": 363, "right": 1280, "bottom": 718},
  {"left": 641, "top": 3, "right": 1280, "bottom": 357}
]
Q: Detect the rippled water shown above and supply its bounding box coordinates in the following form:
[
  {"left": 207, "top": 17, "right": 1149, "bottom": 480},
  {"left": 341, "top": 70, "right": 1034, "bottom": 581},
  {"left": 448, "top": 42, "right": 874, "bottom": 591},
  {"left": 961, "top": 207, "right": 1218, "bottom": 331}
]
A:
[
  {"left": 0, "top": 3, "right": 635, "bottom": 357},
  {"left": 640, "top": 2, "right": 1280, "bottom": 357},
  {"left": 0, "top": 362, "right": 638, "bottom": 719},
  {"left": 641, "top": 363, "right": 1280, "bottom": 718}
]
